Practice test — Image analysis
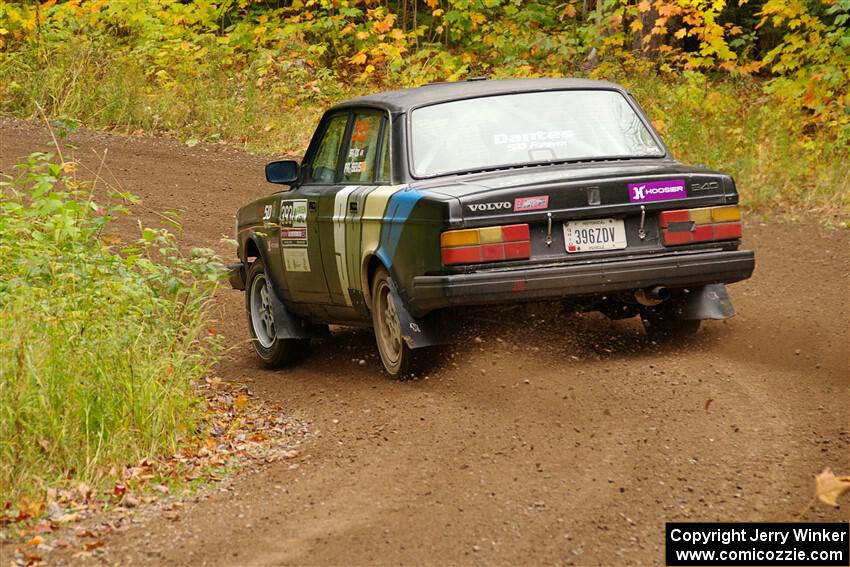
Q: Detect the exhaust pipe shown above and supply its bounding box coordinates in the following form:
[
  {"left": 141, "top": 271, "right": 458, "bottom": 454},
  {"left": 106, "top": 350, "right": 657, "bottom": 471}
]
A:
[{"left": 635, "top": 286, "right": 670, "bottom": 306}]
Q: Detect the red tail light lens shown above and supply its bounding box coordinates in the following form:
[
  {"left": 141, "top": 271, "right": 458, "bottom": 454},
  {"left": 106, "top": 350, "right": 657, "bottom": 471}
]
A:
[
  {"left": 440, "top": 246, "right": 482, "bottom": 265},
  {"left": 713, "top": 221, "right": 742, "bottom": 240},
  {"left": 441, "top": 224, "right": 531, "bottom": 266},
  {"left": 660, "top": 206, "right": 742, "bottom": 246},
  {"left": 501, "top": 224, "right": 530, "bottom": 242}
]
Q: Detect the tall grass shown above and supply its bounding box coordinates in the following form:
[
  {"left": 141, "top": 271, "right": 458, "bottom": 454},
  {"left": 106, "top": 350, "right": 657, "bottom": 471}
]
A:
[
  {"left": 0, "top": 148, "right": 224, "bottom": 504},
  {"left": 1, "top": 41, "right": 847, "bottom": 223},
  {"left": 0, "top": 40, "right": 339, "bottom": 156}
]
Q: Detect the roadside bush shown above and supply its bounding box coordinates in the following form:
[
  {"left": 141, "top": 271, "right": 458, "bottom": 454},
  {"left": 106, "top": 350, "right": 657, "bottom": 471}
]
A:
[
  {"left": 0, "top": 146, "right": 224, "bottom": 504},
  {"left": 0, "top": 0, "right": 846, "bottom": 222}
]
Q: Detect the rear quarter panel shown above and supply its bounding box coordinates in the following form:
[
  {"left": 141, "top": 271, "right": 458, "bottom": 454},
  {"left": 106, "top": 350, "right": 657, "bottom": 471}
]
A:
[{"left": 374, "top": 190, "right": 454, "bottom": 309}]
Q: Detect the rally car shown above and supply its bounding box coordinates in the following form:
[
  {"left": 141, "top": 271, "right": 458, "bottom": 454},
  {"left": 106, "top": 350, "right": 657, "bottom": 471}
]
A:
[{"left": 229, "top": 78, "right": 755, "bottom": 376}]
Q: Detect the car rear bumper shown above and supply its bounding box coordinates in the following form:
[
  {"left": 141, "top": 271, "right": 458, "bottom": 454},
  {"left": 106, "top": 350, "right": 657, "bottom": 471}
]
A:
[{"left": 410, "top": 249, "right": 755, "bottom": 312}]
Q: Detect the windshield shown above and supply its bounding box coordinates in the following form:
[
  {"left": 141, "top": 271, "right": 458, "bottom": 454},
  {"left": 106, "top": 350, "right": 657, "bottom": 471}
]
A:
[{"left": 410, "top": 90, "right": 664, "bottom": 177}]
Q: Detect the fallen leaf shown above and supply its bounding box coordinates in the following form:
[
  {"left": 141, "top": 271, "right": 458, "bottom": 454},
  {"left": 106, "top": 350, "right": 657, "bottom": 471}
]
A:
[
  {"left": 26, "top": 536, "right": 43, "bottom": 547},
  {"left": 57, "top": 512, "right": 80, "bottom": 524},
  {"left": 84, "top": 540, "right": 105, "bottom": 551},
  {"left": 815, "top": 468, "right": 850, "bottom": 506},
  {"left": 46, "top": 501, "right": 63, "bottom": 522},
  {"left": 30, "top": 522, "right": 53, "bottom": 534},
  {"left": 235, "top": 394, "right": 248, "bottom": 411},
  {"left": 19, "top": 549, "right": 42, "bottom": 566},
  {"left": 77, "top": 482, "right": 92, "bottom": 502},
  {"left": 18, "top": 497, "right": 44, "bottom": 520}
]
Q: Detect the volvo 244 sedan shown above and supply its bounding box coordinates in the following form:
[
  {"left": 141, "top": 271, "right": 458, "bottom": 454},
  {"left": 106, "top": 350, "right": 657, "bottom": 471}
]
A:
[{"left": 228, "top": 78, "right": 755, "bottom": 376}]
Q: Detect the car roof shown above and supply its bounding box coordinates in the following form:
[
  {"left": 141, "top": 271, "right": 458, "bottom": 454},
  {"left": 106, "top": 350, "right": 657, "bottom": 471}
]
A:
[{"left": 332, "top": 78, "right": 625, "bottom": 113}]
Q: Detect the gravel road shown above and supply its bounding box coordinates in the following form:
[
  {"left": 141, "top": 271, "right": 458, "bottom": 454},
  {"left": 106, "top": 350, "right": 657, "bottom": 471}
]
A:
[{"left": 1, "top": 119, "right": 847, "bottom": 566}]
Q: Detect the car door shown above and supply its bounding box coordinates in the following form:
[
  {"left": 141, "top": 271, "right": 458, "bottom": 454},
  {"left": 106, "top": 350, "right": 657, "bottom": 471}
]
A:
[
  {"left": 318, "top": 109, "right": 390, "bottom": 321},
  {"left": 278, "top": 112, "right": 350, "bottom": 307}
]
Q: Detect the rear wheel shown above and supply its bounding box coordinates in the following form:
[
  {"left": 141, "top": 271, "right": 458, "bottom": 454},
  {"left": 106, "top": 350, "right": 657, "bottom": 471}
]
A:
[
  {"left": 640, "top": 304, "right": 701, "bottom": 340},
  {"left": 246, "top": 259, "right": 309, "bottom": 367},
  {"left": 371, "top": 267, "right": 416, "bottom": 377}
]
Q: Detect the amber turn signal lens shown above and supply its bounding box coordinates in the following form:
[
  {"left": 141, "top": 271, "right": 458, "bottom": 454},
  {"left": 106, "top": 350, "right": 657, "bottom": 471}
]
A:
[
  {"left": 711, "top": 205, "right": 742, "bottom": 223},
  {"left": 659, "top": 205, "right": 742, "bottom": 246},
  {"left": 440, "top": 228, "right": 479, "bottom": 247}
]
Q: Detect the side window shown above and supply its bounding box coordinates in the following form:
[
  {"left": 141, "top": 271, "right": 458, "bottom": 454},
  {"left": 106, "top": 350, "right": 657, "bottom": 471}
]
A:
[
  {"left": 343, "top": 113, "right": 382, "bottom": 183},
  {"left": 310, "top": 114, "right": 348, "bottom": 183},
  {"left": 376, "top": 122, "right": 391, "bottom": 184}
]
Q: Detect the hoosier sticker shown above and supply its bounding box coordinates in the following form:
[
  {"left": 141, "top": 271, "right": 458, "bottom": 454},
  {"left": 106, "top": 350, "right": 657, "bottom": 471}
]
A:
[{"left": 628, "top": 179, "right": 686, "bottom": 203}]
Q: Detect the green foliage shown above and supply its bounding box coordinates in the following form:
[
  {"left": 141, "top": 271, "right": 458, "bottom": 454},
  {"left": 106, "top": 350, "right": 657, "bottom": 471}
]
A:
[
  {"left": 0, "top": 0, "right": 847, "bottom": 220},
  {"left": 625, "top": 72, "right": 850, "bottom": 220},
  {"left": 0, "top": 150, "right": 225, "bottom": 503},
  {"left": 2, "top": 0, "right": 847, "bottom": 109}
]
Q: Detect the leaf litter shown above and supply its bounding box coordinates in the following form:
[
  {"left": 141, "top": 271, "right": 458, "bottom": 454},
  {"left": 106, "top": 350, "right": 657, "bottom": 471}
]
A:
[{"left": 2, "top": 376, "right": 310, "bottom": 565}]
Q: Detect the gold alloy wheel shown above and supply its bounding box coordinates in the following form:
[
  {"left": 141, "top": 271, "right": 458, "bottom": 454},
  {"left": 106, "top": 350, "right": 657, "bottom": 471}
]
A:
[{"left": 375, "top": 278, "right": 402, "bottom": 367}]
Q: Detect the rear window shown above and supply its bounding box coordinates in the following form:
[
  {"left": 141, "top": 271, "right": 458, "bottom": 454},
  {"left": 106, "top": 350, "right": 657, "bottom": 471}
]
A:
[
  {"left": 410, "top": 90, "right": 663, "bottom": 178},
  {"left": 344, "top": 113, "right": 382, "bottom": 183}
]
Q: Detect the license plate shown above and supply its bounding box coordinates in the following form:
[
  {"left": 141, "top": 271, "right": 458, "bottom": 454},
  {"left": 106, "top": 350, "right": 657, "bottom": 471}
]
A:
[{"left": 563, "top": 218, "right": 627, "bottom": 253}]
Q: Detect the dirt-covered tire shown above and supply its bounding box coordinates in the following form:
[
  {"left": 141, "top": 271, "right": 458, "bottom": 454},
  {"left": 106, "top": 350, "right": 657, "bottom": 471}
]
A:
[
  {"left": 370, "top": 266, "right": 418, "bottom": 378},
  {"left": 245, "top": 259, "right": 309, "bottom": 367},
  {"left": 640, "top": 305, "right": 701, "bottom": 340}
]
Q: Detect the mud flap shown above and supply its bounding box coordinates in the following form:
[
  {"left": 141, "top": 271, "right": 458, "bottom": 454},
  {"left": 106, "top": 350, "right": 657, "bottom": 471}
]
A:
[
  {"left": 679, "top": 283, "right": 736, "bottom": 320},
  {"left": 265, "top": 280, "right": 329, "bottom": 339},
  {"left": 386, "top": 277, "right": 448, "bottom": 349},
  {"left": 227, "top": 262, "right": 246, "bottom": 290}
]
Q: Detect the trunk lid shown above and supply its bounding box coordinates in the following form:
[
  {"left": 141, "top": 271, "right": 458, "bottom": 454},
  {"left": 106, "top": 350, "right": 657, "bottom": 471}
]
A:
[
  {"left": 416, "top": 160, "right": 734, "bottom": 224},
  {"left": 416, "top": 160, "right": 740, "bottom": 266}
]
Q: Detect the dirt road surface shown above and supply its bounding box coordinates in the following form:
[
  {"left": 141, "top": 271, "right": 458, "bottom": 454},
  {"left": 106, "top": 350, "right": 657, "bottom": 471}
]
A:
[{"left": 2, "top": 119, "right": 848, "bottom": 566}]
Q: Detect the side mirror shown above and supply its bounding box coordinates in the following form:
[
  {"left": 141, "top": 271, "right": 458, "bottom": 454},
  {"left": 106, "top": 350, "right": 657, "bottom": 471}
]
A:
[{"left": 265, "top": 160, "right": 299, "bottom": 185}]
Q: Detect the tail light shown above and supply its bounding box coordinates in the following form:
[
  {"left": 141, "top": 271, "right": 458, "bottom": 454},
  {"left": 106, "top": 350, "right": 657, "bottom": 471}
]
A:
[
  {"left": 440, "top": 224, "right": 531, "bottom": 266},
  {"left": 660, "top": 205, "right": 742, "bottom": 246}
]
